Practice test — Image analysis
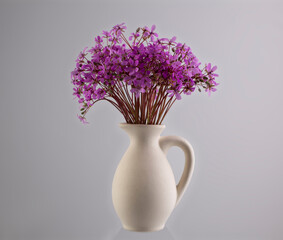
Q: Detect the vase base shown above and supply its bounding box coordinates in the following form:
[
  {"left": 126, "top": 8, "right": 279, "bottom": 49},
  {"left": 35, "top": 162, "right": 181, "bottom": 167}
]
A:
[{"left": 123, "top": 224, "right": 165, "bottom": 232}]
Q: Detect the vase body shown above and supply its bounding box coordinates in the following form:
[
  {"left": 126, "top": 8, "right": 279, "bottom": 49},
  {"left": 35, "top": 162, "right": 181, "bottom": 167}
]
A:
[{"left": 112, "top": 123, "right": 195, "bottom": 232}]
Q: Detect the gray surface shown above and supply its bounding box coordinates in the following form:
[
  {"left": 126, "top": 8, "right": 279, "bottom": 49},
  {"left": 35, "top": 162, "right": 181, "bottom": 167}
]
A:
[{"left": 0, "top": 0, "right": 282, "bottom": 240}]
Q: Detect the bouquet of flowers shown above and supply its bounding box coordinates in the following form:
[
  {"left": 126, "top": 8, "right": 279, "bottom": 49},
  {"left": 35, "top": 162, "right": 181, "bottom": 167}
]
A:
[{"left": 71, "top": 23, "right": 219, "bottom": 124}]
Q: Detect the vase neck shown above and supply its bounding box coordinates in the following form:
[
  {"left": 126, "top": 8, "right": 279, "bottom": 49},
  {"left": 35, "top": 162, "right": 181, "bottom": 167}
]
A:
[{"left": 120, "top": 123, "right": 165, "bottom": 146}]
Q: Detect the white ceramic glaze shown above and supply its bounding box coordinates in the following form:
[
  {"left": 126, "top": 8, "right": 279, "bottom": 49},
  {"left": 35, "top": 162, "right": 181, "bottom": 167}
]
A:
[{"left": 112, "top": 123, "right": 195, "bottom": 232}]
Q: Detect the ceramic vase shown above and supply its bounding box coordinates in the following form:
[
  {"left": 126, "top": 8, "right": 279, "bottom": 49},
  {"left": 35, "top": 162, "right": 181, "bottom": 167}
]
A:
[{"left": 112, "top": 123, "right": 195, "bottom": 232}]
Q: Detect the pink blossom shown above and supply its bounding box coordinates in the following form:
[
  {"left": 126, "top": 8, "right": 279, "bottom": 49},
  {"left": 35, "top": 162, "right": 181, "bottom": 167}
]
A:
[{"left": 71, "top": 23, "right": 219, "bottom": 124}]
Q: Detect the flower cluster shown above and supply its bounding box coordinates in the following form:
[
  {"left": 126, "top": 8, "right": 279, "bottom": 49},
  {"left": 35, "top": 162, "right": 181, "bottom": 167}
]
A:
[{"left": 71, "top": 23, "right": 219, "bottom": 124}]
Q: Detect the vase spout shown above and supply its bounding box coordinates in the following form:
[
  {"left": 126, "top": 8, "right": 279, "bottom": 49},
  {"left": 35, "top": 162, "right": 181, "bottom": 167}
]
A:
[{"left": 119, "top": 123, "right": 165, "bottom": 146}]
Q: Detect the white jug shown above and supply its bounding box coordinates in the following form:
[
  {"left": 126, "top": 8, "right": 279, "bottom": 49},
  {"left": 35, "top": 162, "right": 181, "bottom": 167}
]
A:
[{"left": 112, "top": 123, "right": 195, "bottom": 232}]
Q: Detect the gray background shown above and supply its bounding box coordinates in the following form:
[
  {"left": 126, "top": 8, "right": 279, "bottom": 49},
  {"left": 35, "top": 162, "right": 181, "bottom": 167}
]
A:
[{"left": 0, "top": 0, "right": 282, "bottom": 239}]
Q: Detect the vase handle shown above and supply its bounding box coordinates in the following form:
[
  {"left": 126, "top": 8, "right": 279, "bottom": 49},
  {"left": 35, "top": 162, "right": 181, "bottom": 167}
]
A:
[{"left": 159, "top": 136, "right": 195, "bottom": 206}]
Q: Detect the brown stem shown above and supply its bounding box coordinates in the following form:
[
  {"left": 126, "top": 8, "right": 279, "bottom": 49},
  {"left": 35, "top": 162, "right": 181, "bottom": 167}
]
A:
[{"left": 158, "top": 98, "right": 177, "bottom": 124}]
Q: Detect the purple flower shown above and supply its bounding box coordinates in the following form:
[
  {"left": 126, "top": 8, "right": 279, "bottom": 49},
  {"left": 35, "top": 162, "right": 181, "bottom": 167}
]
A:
[
  {"left": 71, "top": 23, "right": 219, "bottom": 124},
  {"left": 160, "top": 36, "right": 177, "bottom": 45},
  {"left": 130, "top": 87, "right": 146, "bottom": 97},
  {"left": 76, "top": 47, "right": 88, "bottom": 62},
  {"left": 206, "top": 87, "right": 217, "bottom": 96},
  {"left": 102, "top": 30, "right": 111, "bottom": 38},
  {"left": 205, "top": 63, "right": 217, "bottom": 74},
  {"left": 144, "top": 25, "right": 159, "bottom": 40},
  {"left": 167, "top": 89, "right": 181, "bottom": 100},
  {"left": 112, "top": 23, "right": 127, "bottom": 36},
  {"left": 77, "top": 114, "right": 89, "bottom": 124},
  {"left": 95, "top": 36, "right": 103, "bottom": 44}
]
